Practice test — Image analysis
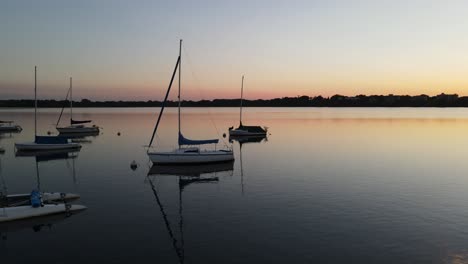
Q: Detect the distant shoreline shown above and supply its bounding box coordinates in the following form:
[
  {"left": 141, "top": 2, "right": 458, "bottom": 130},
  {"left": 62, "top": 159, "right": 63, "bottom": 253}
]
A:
[{"left": 1, "top": 93, "right": 467, "bottom": 107}]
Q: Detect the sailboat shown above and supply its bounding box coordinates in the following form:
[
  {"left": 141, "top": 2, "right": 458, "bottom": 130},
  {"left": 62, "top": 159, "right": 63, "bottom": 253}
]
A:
[
  {"left": 0, "top": 151, "right": 85, "bottom": 223},
  {"left": 15, "top": 67, "right": 81, "bottom": 151},
  {"left": 147, "top": 40, "right": 234, "bottom": 164},
  {"left": 0, "top": 121, "right": 22, "bottom": 133},
  {"left": 229, "top": 76, "right": 268, "bottom": 137},
  {"left": 56, "top": 77, "right": 100, "bottom": 134}
]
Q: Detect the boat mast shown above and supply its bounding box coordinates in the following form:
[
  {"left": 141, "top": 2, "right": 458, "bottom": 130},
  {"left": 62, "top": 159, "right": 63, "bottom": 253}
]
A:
[
  {"left": 240, "top": 75, "right": 244, "bottom": 126},
  {"left": 147, "top": 53, "right": 181, "bottom": 150},
  {"left": 178, "top": 39, "right": 182, "bottom": 144},
  {"left": 70, "top": 77, "right": 73, "bottom": 124},
  {"left": 34, "top": 66, "right": 37, "bottom": 137}
]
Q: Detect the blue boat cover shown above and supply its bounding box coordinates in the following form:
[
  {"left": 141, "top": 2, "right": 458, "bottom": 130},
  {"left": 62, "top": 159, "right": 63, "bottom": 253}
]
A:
[
  {"left": 30, "top": 190, "right": 42, "bottom": 208},
  {"left": 35, "top": 136, "right": 68, "bottom": 144},
  {"left": 178, "top": 132, "right": 218, "bottom": 145},
  {"left": 71, "top": 119, "right": 91, "bottom": 124}
]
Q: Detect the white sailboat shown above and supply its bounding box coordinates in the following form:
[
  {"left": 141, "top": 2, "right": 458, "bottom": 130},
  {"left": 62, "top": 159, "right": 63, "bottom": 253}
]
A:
[
  {"left": 14, "top": 67, "right": 81, "bottom": 151},
  {"left": 147, "top": 40, "right": 234, "bottom": 165},
  {"left": 0, "top": 121, "right": 22, "bottom": 133},
  {"left": 229, "top": 76, "right": 268, "bottom": 137},
  {"left": 56, "top": 77, "right": 100, "bottom": 134}
]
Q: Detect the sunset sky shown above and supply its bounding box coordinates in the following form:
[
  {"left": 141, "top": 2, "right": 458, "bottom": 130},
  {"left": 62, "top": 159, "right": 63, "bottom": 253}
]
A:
[{"left": 1, "top": 0, "right": 468, "bottom": 101}]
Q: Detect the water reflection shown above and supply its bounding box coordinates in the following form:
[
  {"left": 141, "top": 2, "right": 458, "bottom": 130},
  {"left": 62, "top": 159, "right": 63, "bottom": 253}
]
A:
[
  {"left": 15, "top": 149, "right": 79, "bottom": 161},
  {"left": 0, "top": 211, "right": 84, "bottom": 241},
  {"left": 147, "top": 162, "right": 234, "bottom": 263},
  {"left": 230, "top": 135, "right": 268, "bottom": 195}
]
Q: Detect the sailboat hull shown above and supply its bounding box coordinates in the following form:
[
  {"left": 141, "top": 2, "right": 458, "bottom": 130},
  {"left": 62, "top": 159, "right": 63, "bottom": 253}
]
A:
[
  {"left": 0, "top": 204, "right": 87, "bottom": 223},
  {"left": 14, "top": 142, "right": 81, "bottom": 151},
  {"left": 148, "top": 149, "right": 234, "bottom": 165},
  {"left": 229, "top": 129, "right": 267, "bottom": 136},
  {"left": 57, "top": 126, "right": 99, "bottom": 134}
]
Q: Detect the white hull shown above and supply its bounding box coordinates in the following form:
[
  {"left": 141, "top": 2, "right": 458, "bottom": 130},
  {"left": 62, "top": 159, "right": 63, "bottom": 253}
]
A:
[
  {"left": 229, "top": 129, "right": 267, "bottom": 136},
  {"left": 57, "top": 126, "right": 99, "bottom": 134},
  {"left": 148, "top": 149, "right": 234, "bottom": 165},
  {"left": 0, "top": 204, "right": 87, "bottom": 222},
  {"left": 15, "top": 142, "right": 81, "bottom": 151}
]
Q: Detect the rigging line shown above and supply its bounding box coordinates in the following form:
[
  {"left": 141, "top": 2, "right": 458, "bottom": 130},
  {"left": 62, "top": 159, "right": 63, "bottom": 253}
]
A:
[
  {"left": 56, "top": 86, "right": 71, "bottom": 127},
  {"left": 182, "top": 47, "right": 230, "bottom": 148}
]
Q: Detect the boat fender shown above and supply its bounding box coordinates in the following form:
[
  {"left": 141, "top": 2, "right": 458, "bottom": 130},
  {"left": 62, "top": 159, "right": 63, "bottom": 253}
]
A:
[{"left": 30, "top": 190, "right": 42, "bottom": 208}]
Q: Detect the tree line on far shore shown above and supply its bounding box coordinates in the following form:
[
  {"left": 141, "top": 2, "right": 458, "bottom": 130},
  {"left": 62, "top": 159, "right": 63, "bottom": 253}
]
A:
[{"left": 0, "top": 93, "right": 466, "bottom": 107}]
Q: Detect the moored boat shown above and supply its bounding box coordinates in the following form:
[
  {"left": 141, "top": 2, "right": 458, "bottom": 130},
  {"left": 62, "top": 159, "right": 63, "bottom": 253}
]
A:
[
  {"left": 147, "top": 40, "right": 234, "bottom": 165},
  {"left": 229, "top": 76, "right": 267, "bottom": 137},
  {"left": 14, "top": 67, "right": 82, "bottom": 152},
  {"left": 56, "top": 77, "right": 100, "bottom": 134}
]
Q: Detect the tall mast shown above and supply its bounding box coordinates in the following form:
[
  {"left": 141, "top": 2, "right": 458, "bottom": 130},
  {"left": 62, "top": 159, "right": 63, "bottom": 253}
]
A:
[
  {"left": 178, "top": 39, "right": 182, "bottom": 138},
  {"left": 240, "top": 75, "right": 244, "bottom": 126},
  {"left": 70, "top": 77, "right": 73, "bottom": 124},
  {"left": 34, "top": 66, "right": 37, "bottom": 137}
]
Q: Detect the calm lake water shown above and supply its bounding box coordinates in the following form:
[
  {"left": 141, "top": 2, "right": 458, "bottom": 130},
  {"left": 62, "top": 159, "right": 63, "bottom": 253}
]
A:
[{"left": 2, "top": 107, "right": 468, "bottom": 263}]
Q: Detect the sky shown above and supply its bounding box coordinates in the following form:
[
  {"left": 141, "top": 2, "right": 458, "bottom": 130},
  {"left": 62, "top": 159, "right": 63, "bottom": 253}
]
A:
[{"left": 1, "top": 0, "right": 468, "bottom": 101}]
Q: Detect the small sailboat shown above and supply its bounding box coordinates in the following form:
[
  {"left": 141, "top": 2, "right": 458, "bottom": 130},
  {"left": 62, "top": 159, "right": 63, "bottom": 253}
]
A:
[
  {"left": 0, "top": 121, "right": 22, "bottom": 133},
  {"left": 0, "top": 154, "right": 85, "bottom": 223},
  {"left": 147, "top": 40, "right": 234, "bottom": 164},
  {"left": 15, "top": 67, "right": 81, "bottom": 152},
  {"left": 229, "top": 76, "right": 268, "bottom": 137},
  {"left": 56, "top": 77, "right": 99, "bottom": 134}
]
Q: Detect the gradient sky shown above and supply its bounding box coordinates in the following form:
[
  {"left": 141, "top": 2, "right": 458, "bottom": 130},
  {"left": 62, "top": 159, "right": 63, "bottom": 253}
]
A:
[{"left": 1, "top": 0, "right": 468, "bottom": 100}]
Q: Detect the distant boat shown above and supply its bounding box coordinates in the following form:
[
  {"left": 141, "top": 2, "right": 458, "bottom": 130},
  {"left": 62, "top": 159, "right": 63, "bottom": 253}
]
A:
[
  {"left": 229, "top": 76, "right": 267, "bottom": 137},
  {"left": 0, "top": 121, "right": 22, "bottom": 133},
  {"left": 147, "top": 40, "right": 234, "bottom": 164},
  {"left": 56, "top": 77, "right": 100, "bottom": 134},
  {"left": 14, "top": 67, "right": 81, "bottom": 152}
]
